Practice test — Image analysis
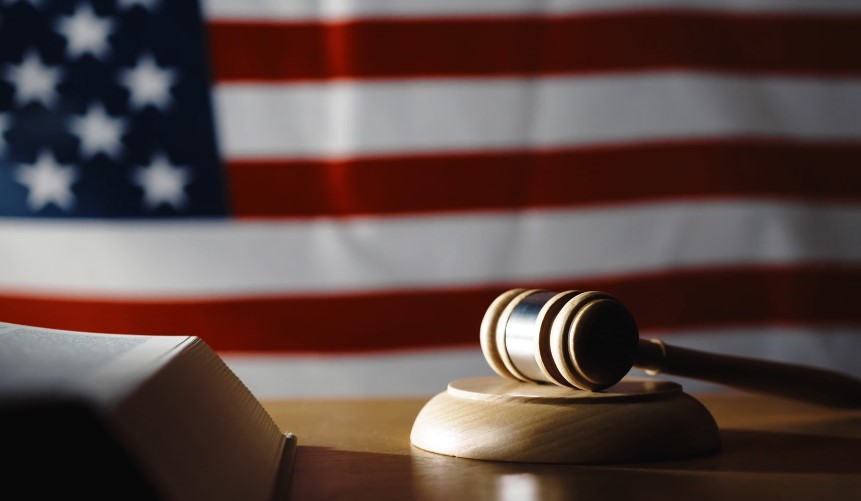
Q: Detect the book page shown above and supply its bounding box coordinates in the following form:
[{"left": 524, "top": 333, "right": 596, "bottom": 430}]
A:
[
  {"left": 0, "top": 322, "right": 190, "bottom": 404},
  {"left": 0, "top": 323, "right": 150, "bottom": 391}
]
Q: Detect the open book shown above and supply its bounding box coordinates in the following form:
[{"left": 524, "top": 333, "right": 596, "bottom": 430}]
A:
[{"left": 0, "top": 321, "right": 296, "bottom": 500}]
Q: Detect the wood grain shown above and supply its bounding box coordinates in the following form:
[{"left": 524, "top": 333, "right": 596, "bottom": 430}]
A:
[
  {"left": 264, "top": 387, "right": 861, "bottom": 501},
  {"left": 410, "top": 376, "right": 719, "bottom": 463}
]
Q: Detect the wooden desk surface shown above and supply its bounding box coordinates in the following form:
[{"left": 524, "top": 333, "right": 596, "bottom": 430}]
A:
[{"left": 264, "top": 389, "right": 861, "bottom": 501}]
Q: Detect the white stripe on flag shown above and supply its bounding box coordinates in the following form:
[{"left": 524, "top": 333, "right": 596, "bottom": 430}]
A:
[
  {"left": 214, "top": 73, "right": 861, "bottom": 159},
  {"left": 2, "top": 200, "right": 859, "bottom": 295},
  {"left": 202, "top": 0, "right": 861, "bottom": 21}
]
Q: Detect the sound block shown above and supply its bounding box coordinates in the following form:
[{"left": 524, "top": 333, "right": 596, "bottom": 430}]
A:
[{"left": 410, "top": 376, "right": 720, "bottom": 464}]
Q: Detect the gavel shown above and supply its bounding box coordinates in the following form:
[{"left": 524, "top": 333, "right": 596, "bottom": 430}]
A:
[{"left": 480, "top": 288, "right": 861, "bottom": 408}]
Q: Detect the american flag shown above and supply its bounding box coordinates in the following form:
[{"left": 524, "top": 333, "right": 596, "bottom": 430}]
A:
[{"left": 1, "top": 0, "right": 860, "bottom": 397}]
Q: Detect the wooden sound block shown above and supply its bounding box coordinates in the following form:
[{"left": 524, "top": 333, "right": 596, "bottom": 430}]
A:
[{"left": 410, "top": 376, "right": 720, "bottom": 464}]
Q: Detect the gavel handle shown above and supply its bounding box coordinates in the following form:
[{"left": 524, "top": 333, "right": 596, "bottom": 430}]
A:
[{"left": 635, "top": 339, "right": 861, "bottom": 408}]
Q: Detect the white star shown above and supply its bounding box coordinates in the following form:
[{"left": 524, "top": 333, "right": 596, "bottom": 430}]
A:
[
  {"left": 14, "top": 150, "right": 78, "bottom": 212},
  {"left": 68, "top": 102, "right": 127, "bottom": 159},
  {"left": 133, "top": 152, "right": 191, "bottom": 210},
  {"left": 118, "top": 0, "right": 159, "bottom": 11},
  {"left": 118, "top": 53, "right": 178, "bottom": 111},
  {"left": 55, "top": 3, "right": 114, "bottom": 60},
  {"left": 3, "top": 50, "right": 62, "bottom": 107}
]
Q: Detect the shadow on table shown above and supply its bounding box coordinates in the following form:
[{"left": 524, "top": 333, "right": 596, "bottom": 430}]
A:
[
  {"left": 289, "top": 425, "right": 861, "bottom": 500},
  {"left": 629, "top": 427, "right": 861, "bottom": 474}
]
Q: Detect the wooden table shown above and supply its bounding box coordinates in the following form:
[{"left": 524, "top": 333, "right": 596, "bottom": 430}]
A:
[{"left": 264, "top": 389, "right": 861, "bottom": 500}]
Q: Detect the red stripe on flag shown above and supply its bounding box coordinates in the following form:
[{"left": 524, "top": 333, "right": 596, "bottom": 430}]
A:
[
  {"left": 2, "top": 265, "right": 859, "bottom": 353},
  {"left": 208, "top": 12, "right": 861, "bottom": 82},
  {"left": 228, "top": 140, "right": 861, "bottom": 218}
]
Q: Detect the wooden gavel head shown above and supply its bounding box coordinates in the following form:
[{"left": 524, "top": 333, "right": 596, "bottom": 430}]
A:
[
  {"left": 481, "top": 288, "right": 861, "bottom": 406},
  {"left": 480, "top": 288, "right": 640, "bottom": 391}
]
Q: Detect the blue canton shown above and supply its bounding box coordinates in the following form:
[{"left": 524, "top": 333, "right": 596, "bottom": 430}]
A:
[{"left": 0, "top": 0, "right": 228, "bottom": 218}]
